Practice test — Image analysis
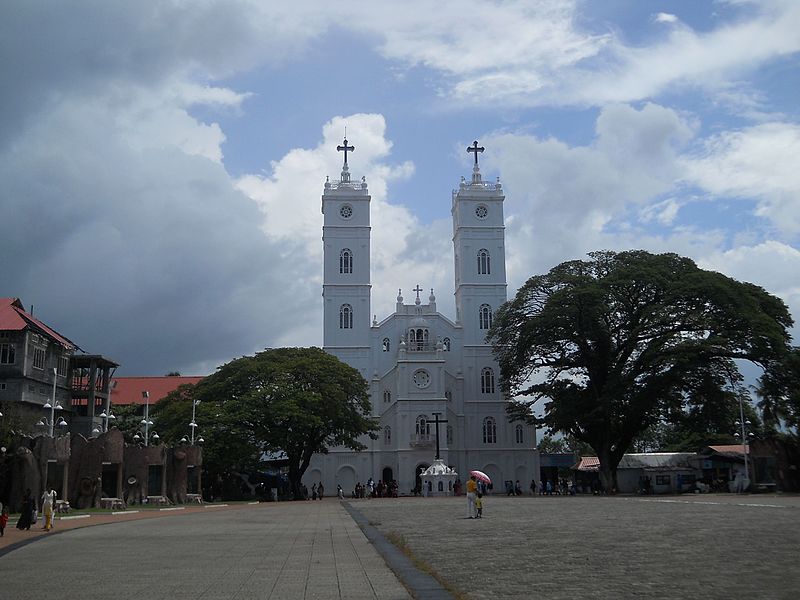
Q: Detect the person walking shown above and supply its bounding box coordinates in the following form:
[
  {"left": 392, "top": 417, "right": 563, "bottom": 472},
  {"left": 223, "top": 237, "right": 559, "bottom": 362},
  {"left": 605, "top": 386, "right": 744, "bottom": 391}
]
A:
[
  {"left": 466, "top": 475, "right": 478, "bottom": 518},
  {"left": 41, "top": 486, "right": 57, "bottom": 531},
  {"left": 317, "top": 482, "right": 324, "bottom": 500},
  {"left": 530, "top": 479, "right": 537, "bottom": 496},
  {"left": 16, "top": 489, "right": 34, "bottom": 530},
  {"left": 0, "top": 506, "right": 8, "bottom": 537}
]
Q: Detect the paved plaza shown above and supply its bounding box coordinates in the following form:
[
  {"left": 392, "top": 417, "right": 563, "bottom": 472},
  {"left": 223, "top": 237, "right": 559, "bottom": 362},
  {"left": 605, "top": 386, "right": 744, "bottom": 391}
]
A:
[
  {"left": 0, "top": 501, "right": 413, "bottom": 600},
  {"left": 1, "top": 494, "right": 798, "bottom": 599},
  {"left": 352, "top": 493, "right": 800, "bottom": 599}
]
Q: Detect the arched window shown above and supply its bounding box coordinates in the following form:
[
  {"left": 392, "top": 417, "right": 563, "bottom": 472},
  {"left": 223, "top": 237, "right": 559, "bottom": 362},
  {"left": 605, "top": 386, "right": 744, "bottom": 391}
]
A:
[
  {"left": 416, "top": 415, "right": 430, "bottom": 437},
  {"left": 339, "top": 248, "right": 353, "bottom": 274},
  {"left": 482, "top": 417, "right": 497, "bottom": 444},
  {"left": 515, "top": 424, "right": 524, "bottom": 444},
  {"left": 384, "top": 426, "right": 391, "bottom": 445},
  {"left": 446, "top": 425, "right": 453, "bottom": 444},
  {"left": 481, "top": 367, "right": 495, "bottom": 394},
  {"left": 479, "top": 304, "right": 492, "bottom": 330},
  {"left": 339, "top": 304, "right": 353, "bottom": 329},
  {"left": 382, "top": 338, "right": 390, "bottom": 351},
  {"left": 383, "top": 390, "right": 391, "bottom": 403},
  {"left": 408, "top": 328, "right": 429, "bottom": 351},
  {"left": 442, "top": 337, "right": 451, "bottom": 351},
  {"left": 477, "top": 249, "right": 491, "bottom": 275}
]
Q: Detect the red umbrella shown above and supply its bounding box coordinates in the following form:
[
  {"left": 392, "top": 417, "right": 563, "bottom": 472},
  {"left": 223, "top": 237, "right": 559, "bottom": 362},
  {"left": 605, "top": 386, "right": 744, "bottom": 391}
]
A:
[{"left": 469, "top": 470, "right": 491, "bottom": 485}]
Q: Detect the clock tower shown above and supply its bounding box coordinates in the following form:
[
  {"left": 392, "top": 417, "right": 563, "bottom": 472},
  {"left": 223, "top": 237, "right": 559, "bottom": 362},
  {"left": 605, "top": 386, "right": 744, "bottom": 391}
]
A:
[{"left": 321, "top": 139, "right": 371, "bottom": 378}]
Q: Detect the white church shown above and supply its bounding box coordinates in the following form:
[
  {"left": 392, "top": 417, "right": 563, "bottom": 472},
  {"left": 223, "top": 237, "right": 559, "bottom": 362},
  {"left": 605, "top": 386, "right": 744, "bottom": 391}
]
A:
[{"left": 303, "top": 139, "right": 539, "bottom": 495}]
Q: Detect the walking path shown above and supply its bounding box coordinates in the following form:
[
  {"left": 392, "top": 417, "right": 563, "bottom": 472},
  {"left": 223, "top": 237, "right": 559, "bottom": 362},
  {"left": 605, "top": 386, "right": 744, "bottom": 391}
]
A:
[
  {"left": 0, "top": 502, "right": 249, "bottom": 554},
  {"left": 0, "top": 500, "right": 420, "bottom": 600}
]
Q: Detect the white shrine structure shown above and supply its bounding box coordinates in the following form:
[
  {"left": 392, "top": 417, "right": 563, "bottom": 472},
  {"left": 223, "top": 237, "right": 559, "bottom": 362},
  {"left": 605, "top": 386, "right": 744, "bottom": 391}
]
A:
[{"left": 303, "top": 139, "right": 539, "bottom": 495}]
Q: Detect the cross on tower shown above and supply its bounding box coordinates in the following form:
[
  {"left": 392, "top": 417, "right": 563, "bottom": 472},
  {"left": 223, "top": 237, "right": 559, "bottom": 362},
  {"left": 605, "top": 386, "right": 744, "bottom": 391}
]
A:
[
  {"left": 467, "top": 140, "right": 485, "bottom": 166},
  {"left": 337, "top": 138, "right": 355, "bottom": 165},
  {"left": 431, "top": 412, "right": 449, "bottom": 460},
  {"left": 413, "top": 284, "right": 423, "bottom": 301}
]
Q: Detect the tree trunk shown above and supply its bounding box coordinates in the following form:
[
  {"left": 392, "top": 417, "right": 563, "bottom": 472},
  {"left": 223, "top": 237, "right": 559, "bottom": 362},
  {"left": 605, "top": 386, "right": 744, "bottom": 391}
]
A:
[
  {"left": 597, "top": 446, "right": 618, "bottom": 494},
  {"left": 288, "top": 464, "right": 303, "bottom": 500}
]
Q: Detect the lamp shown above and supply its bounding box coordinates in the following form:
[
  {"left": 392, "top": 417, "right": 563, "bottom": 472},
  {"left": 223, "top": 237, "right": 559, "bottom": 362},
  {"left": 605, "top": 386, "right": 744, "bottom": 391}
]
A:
[
  {"left": 733, "top": 397, "right": 754, "bottom": 492},
  {"left": 39, "top": 368, "right": 66, "bottom": 437},
  {"left": 133, "top": 390, "right": 159, "bottom": 446}
]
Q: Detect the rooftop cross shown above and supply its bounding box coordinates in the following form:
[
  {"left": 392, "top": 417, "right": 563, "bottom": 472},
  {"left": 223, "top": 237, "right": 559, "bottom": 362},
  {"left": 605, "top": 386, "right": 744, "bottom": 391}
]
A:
[
  {"left": 413, "top": 284, "right": 423, "bottom": 301},
  {"left": 431, "top": 412, "right": 449, "bottom": 461},
  {"left": 337, "top": 138, "right": 355, "bottom": 165},
  {"left": 467, "top": 140, "right": 485, "bottom": 166}
]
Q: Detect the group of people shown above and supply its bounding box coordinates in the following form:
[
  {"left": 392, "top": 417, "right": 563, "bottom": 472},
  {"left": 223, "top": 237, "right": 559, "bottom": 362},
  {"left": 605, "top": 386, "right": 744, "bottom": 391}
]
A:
[
  {"left": 309, "top": 482, "right": 325, "bottom": 500},
  {"left": 529, "top": 478, "right": 577, "bottom": 496},
  {"left": 6, "top": 486, "right": 58, "bottom": 534},
  {"left": 352, "top": 478, "right": 399, "bottom": 499}
]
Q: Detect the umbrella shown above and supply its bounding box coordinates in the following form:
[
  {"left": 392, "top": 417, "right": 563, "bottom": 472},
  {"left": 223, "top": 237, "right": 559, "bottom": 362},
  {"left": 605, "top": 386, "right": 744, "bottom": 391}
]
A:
[{"left": 469, "top": 470, "right": 491, "bottom": 485}]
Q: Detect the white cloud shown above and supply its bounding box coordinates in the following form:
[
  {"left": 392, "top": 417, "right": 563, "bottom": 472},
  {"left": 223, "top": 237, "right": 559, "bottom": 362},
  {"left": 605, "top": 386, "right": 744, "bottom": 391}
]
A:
[
  {"left": 236, "top": 113, "right": 458, "bottom": 327},
  {"left": 346, "top": 0, "right": 800, "bottom": 108},
  {"left": 685, "top": 122, "right": 800, "bottom": 234},
  {"left": 483, "top": 103, "right": 699, "bottom": 285},
  {"left": 654, "top": 13, "right": 679, "bottom": 24}
]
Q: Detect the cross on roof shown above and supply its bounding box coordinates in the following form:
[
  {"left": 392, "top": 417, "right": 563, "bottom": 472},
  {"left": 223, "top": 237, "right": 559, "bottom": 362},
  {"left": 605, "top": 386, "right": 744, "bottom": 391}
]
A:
[
  {"left": 413, "top": 284, "right": 423, "bottom": 300},
  {"left": 431, "top": 412, "right": 449, "bottom": 460},
  {"left": 337, "top": 138, "right": 355, "bottom": 165},
  {"left": 467, "top": 140, "right": 485, "bottom": 166}
]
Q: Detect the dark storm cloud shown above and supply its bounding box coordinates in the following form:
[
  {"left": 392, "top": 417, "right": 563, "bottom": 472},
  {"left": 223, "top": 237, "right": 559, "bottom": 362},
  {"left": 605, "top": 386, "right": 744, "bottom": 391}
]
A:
[{"left": 0, "top": 1, "right": 325, "bottom": 374}]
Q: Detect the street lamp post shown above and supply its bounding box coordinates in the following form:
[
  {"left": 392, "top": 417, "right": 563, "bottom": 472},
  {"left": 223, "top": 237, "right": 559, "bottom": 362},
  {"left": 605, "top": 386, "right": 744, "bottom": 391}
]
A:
[
  {"left": 93, "top": 380, "right": 117, "bottom": 435},
  {"left": 180, "top": 400, "right": 204, "bottom": 445},
  {"left": 734, "top": 394, "right": 754, "bottom": 492},
  {"left": 133, "top": 390, "right": 159, "bottom": 446},
  {"left": 38, "top": 368, "right": 67, "bottom": 436}
]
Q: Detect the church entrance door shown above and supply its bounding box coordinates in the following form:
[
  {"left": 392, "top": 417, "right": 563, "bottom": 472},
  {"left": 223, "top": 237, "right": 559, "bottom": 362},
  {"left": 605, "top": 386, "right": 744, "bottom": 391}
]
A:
[
  {"left": 415, "top": 463, "right": 429, "bottom": 495},
  {"left": 382, "top": 467, "right": 393, "bottom": 485}
]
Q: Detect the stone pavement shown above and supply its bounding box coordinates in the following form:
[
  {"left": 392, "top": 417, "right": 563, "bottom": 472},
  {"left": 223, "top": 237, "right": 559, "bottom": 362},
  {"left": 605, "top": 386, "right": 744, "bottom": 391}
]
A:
[
  {"left": 0, "top": 502, "right": 250, "bottom": 553},
  {"left": 352, "top": 493, "right": 800, "bottom": 600},
  {"left": 0, "top": 500, "right": 415, "bottom": 600}
]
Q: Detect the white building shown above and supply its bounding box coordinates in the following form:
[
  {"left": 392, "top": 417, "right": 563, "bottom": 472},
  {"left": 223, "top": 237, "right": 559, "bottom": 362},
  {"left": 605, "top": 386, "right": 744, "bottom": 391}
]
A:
[{"left": 304, "top": 140, "right": 538, "bottom": 495}]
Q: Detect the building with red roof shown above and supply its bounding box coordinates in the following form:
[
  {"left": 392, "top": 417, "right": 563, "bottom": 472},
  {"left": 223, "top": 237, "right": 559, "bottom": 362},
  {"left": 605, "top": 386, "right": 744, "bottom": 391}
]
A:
[
  {"left": 108, "top": 376, "right": 204, "bottom": 407},
  {"left": 0, "top": 297, "right": 118, "bottom": 435}
]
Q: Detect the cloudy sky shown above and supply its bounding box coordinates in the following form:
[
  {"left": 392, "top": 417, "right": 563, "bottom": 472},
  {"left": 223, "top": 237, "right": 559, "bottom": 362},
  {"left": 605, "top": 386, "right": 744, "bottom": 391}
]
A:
[{"left": 2, "top": 0, "right": 799, "bottom": 375}]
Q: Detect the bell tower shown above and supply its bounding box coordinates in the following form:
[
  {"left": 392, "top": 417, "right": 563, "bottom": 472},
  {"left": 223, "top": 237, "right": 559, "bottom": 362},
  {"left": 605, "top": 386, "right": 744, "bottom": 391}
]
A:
[
  {"left": 452, "top": 141, "right": 507, "bottom": 347},
  {"left": 322, "top": 138, "right": 371, "bottom": 374}
]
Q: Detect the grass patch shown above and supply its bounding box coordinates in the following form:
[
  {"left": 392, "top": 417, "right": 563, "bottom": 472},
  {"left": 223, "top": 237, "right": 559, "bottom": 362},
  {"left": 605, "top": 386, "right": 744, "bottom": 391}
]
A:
[{"left": 384, "top": 531, "right": 468, "bottom": 600}]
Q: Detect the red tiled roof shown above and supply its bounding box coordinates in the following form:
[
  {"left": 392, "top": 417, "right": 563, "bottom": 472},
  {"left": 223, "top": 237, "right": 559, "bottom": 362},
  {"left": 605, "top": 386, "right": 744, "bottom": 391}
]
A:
[
  {"left": 110, "top": 376, "right": 205, "bottom": 406},
  {"left": 708, "top": 444, "right": 749, "bottom": 456},
  {"left": 0, "top": 297, "right": 76, "bottom": 349},
  {"left": 574, "top": 456, "right": 600, "bottom": 471}
]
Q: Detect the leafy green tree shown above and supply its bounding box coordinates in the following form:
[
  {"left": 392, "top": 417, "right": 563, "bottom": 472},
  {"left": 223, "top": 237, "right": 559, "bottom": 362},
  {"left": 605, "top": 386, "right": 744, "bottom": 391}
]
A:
[
  {"left": 537, "top": 434, "right": 568, "bottom": 453},
  {"left": 536, "top": 433, "right": 591, "bottom": 455},
  {"left": 151, "top": 384, "right": 198, "bottom": 444},
  {"left": 488, "top": 250, "right": 792, "bottom": 492},
  {"left": 191, "top": 347, "right": 378, "bottom": 499},
  {"left": 757, "top": 346, "right": 800, "bottom": 433},
  {"left": 110, "top": 403, "right": 144, "bottom": 444}
]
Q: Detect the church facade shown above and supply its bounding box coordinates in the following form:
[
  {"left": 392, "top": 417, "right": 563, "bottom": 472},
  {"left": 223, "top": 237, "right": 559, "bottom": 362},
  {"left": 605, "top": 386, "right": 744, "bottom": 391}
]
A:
[{"left": 304, "top": 141, "right": 539, "bottom": 495}]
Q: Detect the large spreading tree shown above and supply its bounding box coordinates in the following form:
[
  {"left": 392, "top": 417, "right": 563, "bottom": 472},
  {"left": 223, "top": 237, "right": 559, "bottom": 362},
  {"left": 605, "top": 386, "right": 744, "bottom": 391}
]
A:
[
  {"left": 181, "top": 347, "right": 378, "bottom": 499},
  {"left": 488, "top": 250, "right": 793, "bottom": 492}
]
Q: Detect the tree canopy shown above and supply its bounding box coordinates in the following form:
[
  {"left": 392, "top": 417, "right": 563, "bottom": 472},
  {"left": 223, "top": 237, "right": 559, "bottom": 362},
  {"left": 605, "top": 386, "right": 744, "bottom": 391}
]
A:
[
  {"left": 757, "top": 345, "right": 800, "bottom": 433},
  {"left": 488, "top": 250, "right": 793, "bottom": 491},
  {"left": 154, "top": 347, "right": 378, "bottom": 499}
]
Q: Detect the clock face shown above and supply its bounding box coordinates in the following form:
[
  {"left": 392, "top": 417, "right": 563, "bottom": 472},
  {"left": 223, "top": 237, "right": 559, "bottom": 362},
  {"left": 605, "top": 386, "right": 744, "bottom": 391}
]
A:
[
  {"left": 413, "top": 369, "right": 431, "bottom": 389},
  {"left": 475, "top": 204, "right": 488, "bottom": 219},
  {"left": 340, "top": 204, "right": 353, "bottom": 219}
]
